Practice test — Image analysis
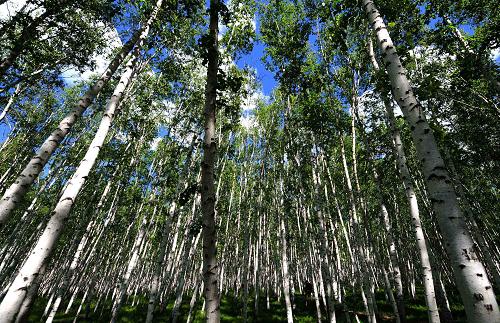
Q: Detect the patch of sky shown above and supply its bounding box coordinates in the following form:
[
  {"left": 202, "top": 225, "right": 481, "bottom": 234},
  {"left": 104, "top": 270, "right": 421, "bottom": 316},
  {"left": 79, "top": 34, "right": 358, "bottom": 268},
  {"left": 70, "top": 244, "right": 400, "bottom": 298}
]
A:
[
  {"left": 158, "top": 126, "right": 170, "bottom": 138},
  {"left": 0, "top": 123, "right": 11, "bottom": 144},
  {"left": 235, "top": 11, "right": 276, "bottom": 96}
]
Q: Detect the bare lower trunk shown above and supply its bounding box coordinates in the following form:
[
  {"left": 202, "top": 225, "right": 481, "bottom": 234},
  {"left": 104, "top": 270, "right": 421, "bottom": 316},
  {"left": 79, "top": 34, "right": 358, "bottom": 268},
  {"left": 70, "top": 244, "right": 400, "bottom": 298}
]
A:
[
  {"left": 367, "top": 37, "right": 440, "bottom": 323},
  {"left": 145, "top": 203, "right": 173, "bottom": 323},
  {"left": 380, "top": 203, "right": 406, "bottom": 322},
  {"left": 382, "top": 266, "right": 400, "bottom": 323},
  {"left": 14, "top": 263, "right": 46, "bottom": 323},
  {"left": 46, "top": 175, "right": 116, "bottom": 323},
  {"left": 146, "top": 137, "right": 196, "bottom": 323},
  {"left": 110, "top": 207, "right": 150, "bottom": 323},
  {"left": 187, "top": 271, "right": 203, "bottom": 323}
]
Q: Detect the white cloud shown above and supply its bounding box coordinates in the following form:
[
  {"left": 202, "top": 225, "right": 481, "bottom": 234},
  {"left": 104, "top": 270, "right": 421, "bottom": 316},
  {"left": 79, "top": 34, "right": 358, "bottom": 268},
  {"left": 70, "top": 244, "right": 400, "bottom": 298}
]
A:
[
  {"left": 240, "top": 86, "right": 266, "bottom": 129},
  {"left": 1, "top": 1, "right": 122, "bottom": 86},
  {"left": 61, "top": 25, "right": 122, "bottom": 85},
  {"left": 0, "top": 0, "right": 29, "bottom": 20},
  {"left": 150, "top": 137, "right": 162, "bottom": 151},
  {"left": 491, "top": 48, "right": 500, "bottom": 62}
]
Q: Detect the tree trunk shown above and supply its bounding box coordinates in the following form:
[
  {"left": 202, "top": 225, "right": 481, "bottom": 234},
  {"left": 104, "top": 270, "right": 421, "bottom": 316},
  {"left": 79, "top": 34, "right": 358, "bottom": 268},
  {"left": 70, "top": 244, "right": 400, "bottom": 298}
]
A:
[
  {"left": 362, "top": 1, "right": 499, "bottom": 321},
  {"left": 145, "top": 136, "right": 196, "bottom": 323},
  {"left": 200, "top": 0, "right": 221, "bottom": 322},
  {"left": 280, "top": 216, "right": 294, "bottom": 323},
  {"left": 13, "top": 263, "right": 46, "bottom": 323},
  {"left": 367, "top": 36, "right": 441, "bottom": 322},
  {"left": 0, "top": 83, "right": 22, "bottom": 122},
  {"left": 312, "top": 160, "right": 336, "bottom": 323},
  {"left": 444, "top": 151, "right": 500, "bottom": 289},
  {"left": 45, "top": 172, "right": 116, "bottom": 323}
]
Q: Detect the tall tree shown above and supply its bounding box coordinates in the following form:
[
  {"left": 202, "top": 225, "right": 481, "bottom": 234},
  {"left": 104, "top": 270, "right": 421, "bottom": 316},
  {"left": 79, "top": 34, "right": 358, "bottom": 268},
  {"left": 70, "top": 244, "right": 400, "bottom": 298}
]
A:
[
  {"left": 200, "top": 0, "right": 221, "bottom": 321},
  {"left": 362, "top": 0, "right": 499, "bottom": 321}
]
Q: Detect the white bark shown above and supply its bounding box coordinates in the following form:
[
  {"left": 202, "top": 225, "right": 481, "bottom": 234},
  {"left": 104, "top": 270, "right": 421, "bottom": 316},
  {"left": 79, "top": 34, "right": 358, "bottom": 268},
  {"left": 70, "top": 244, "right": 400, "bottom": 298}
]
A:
[
  {"left": 366, "top": 42, "right": 439, "bottom": 322},
  {"left": 0, "top": 83, "right": 21, "bottom": 122},
  {"left": 13, "top": 263, "right": 46, "bottom": 323},
  {"left": 363, "top": 1, "right": 500, "bottom": 321},
  {"left": 145, "top": 136, "right": 196, "bottom": 323},
  {"left": 382, "top": 266, "right": 400, "bottom": 323},
  {"left": 278, "top": 182, "right": 294, "bottom": 323}
]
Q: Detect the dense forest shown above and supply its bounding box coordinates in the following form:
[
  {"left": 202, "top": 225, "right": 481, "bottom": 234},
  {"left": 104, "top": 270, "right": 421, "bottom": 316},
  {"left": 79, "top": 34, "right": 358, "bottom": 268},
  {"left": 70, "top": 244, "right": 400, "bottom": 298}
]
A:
[{"left": 0, "top": 0, "right": 498, "bottom": 322}]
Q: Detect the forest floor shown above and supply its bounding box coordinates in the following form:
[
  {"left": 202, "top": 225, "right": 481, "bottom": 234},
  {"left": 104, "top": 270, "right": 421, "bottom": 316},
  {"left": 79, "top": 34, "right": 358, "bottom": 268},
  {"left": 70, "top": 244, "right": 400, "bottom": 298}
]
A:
[{"left": 27, "top": 288, "right": 469, "bottom": 322}]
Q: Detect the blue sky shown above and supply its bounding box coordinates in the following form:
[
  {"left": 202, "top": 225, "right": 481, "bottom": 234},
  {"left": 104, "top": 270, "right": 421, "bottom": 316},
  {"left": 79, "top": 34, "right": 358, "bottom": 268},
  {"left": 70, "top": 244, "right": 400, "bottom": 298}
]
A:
[
  {"left": 0, "top": 122, "right": 9, "bottom": 144},
  {"left": 235, "top": 13, "right": 276, "bottom": 96},
  {"left": 1, "top": 2, "right": 499, "bottom": 145}
]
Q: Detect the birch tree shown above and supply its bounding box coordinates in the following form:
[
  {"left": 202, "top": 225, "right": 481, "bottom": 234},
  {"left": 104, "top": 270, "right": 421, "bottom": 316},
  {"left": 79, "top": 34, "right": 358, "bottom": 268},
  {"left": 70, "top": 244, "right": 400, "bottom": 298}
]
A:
[{"left": 362, "top": 0, "right": 499, "bottom": 321}]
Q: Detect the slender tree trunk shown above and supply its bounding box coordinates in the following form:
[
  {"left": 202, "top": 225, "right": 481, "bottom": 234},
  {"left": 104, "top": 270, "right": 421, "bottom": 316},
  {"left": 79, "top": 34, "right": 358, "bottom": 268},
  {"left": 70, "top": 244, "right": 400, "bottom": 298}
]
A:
[
  {"left": 200, "top": 0, "right": 220, "bottom": 322},
  {"left": 71, "top": 286, "right": 89, "bottom": 322},
  {"left": 45, "top": 170, "right": 117, "bottom": 323},
  {"left": 381, "top": 265, "right": 400, "bottom": 323},
  {"left": 362, "top": 1, "right": 499, "bottom": 321},
  {"left": 187, "top": 267, "right": 203, "bottom": 323},
  {"left": 173, "top": 229, "right": 202, "bottom": 322},
  {"left": 312, "top": 159, "right": 336, "bottom": 323},
  {"left": 379, "top": 201, "right": 406, "bottom": 322},
  {"left": 145, "top": 136, "right": 196, "bottom": 323},
  {"left": 254, "top": 211, "right": 263, "bottom": 317},
  {"left": 357, "top": 111, "right": 405, "bottom": 323},
  {"left": 340, "top": 138, "right": 376, "bottom": 323},
  {"left": 366, "top": 38, "right": 441, "bottom": 321},
  {"left": 280, "top": 216, "right": 294, "bottom": 323},
  {"left": 0, "top": 83, "right": 22, "bottom": 122},
  {"left": 384, "top": 99, "right": 440, "bottom": 323}
]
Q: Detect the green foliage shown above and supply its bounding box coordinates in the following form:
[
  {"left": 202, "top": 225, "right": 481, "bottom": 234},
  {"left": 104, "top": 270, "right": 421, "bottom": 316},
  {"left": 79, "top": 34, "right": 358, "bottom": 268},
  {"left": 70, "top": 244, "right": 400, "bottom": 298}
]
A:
[
  {"left": 0, "top": 0, "right": 499, "bottom": 321},
  {"left": 260, "top": 0, "right": 312, "bottom": 93}
]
